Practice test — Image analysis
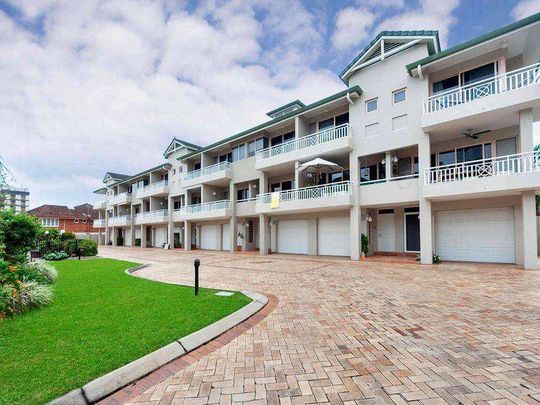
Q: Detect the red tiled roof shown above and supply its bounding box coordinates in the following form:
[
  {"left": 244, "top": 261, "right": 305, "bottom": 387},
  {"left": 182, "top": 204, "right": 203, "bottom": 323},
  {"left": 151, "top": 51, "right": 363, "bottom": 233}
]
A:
[{"left": 27, "top": 204, "right": 98, "bottom": 219}]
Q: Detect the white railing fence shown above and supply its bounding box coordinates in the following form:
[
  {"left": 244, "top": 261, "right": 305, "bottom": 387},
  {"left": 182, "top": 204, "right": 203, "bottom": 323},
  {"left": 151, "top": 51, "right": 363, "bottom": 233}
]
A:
[
  {"left": 184, "top": 161, "right": 231, "bottom": 181},
  {"left": 424, "top": 151, "right": 540, "bottom": 184},
  {"left": 108, "top": 215, "right": 132, "bottom": 225},
  {"left": 135, "top": 209, "right": 169, "bottom": 220},
  {"left": 175, "top": 200, "right": 230, "bottom": 214},
  {"left": 94, "top": 219, "right": 105, "bottom": 227},
  {"left": 360, "top": 173, "right": 419, "bottom": 186},
  {"left": 256, "top": 124, "right": 350, "bottom": 160},
  {"left": 256, "top": 181, "right": 352, "bottom": 204},
  {"left": 423, "top": 62, "right": 540, "bottom": 114},
  {"left": 141, "top": 180, "right": 168, "bottom": 193},
  {"left": 109, "top": 192, "right": 132, "bottom": 204}
]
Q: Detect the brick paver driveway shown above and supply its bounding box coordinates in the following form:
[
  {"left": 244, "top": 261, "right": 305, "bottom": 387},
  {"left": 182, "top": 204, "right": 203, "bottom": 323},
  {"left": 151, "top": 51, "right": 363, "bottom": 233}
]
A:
[{"left": 99, "top": 247, "right": 540, "bottom": 404}]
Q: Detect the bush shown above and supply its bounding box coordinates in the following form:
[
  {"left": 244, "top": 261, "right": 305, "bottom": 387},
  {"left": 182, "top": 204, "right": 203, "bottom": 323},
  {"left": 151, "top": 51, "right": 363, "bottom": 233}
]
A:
[
  {"left": 14, "top": 279, "right": 52, "bottom": 313},
  {"left": 18, "top": 262, "right": 58, "bottom": 284},
  {"left": 0, "top": 211, "right": 41, "bottom": 264},
  {"left": 135, "top": 238, "right": 141, "bottom": 247},
  {"left": 361, "top": 233, "right": 369, "bottom": 255},
  {"left": 43, "top": 251, "right": 69, "bottom": 261},
  {"left": 116, "top": 237, "right": 124, "bottom": 246},
  {"left": 0, "top": 283, "right": 16, "bottom": 319},
  {"left": 65, "top": 239, "right": 98, "bottom": 257},
  {"left": 415, "top": 253, "right": 443, "bottom": 264},
  {"left": 0, "top": 260, "right": 18, "bottom": 286}
]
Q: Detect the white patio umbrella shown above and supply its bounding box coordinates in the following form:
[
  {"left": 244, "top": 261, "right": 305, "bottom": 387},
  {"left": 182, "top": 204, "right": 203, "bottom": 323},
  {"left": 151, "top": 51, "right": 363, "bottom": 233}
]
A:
[{"left": 297, "top": 158, "right": 343, "bottom": 184}]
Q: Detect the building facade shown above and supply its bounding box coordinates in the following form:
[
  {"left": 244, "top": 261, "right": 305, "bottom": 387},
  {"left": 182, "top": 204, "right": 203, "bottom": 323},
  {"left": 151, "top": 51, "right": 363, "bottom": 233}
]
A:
[
  {"left": 94, "top": 14, "right": 540, "bottom": 269},
  {"left": 28, "top": 204, "right": 99, "bottom": 236},
  {"left": 1, "top": 186, "right": 30, "bottom": 212}
]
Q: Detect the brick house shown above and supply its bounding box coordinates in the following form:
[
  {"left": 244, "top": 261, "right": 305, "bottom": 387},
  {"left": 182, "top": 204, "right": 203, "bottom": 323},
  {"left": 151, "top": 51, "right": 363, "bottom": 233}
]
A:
[{"left": 27, "top": 203, "right": 99, "bottom": 235}]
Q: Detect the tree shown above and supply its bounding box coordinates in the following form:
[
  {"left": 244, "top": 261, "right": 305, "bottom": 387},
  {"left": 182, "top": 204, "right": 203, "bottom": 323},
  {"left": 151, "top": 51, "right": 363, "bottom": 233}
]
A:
[{"left": 0, "top": 210, "right": 41, "bottom": 264}]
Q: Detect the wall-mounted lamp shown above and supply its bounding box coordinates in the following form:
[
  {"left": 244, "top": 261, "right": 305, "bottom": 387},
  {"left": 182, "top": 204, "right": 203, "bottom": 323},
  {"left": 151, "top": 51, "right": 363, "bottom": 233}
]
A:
[
  {"left": 391, "top": 156, "right": 399, "bottom": 163},
  {"left": 252, "top": 184, "right": 257, "bottom": 188},
  {"left": 366, "top": 214, "right": 373, "bottom": 222},
  {"left": 212, "top": 191, "right": 217, "bottom": 196}
]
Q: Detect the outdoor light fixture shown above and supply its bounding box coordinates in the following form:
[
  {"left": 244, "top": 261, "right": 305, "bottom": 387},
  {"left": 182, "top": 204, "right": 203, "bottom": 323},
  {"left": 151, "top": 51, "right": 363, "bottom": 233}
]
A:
[
  {"left": 212, "top": 191, "right": 217, "bottom": 196},
  {"left": 366, "top": 214, "right": 373, "bottom": 222},
  {"left": 391, "top": 156, "right": 399, "bottom": 163},
  {"left": 252, "top": 184, "right": 257, "bottom": 188},
  {"left": 381, "top": 158, "right": 386, "bottom": 165}
]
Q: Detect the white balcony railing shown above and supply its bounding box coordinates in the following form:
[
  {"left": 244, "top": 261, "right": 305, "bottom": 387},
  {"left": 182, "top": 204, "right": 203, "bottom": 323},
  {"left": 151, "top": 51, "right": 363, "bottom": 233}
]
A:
[
  {"left": 108, "top": 215, "right": 131, "bottom": 226},
  {"left": 256, "top": 124, "right": 350, "bottom": 160},
  {"left": 175, "top": 200, "right": 230, "bottom": 214},
  {"left": 109, "top": 192, "right": 132, "bottom": 205},
  {"left": 360, "top": 173, "right": 419, "bottom": 186},
  {"left": 257, "top": 181, "right": 352, "bottom": 204},
  {"left": 423, "top": 63, "right": 540, "bottom": 114},
  {"left": 135, "top": 209, "right": 169, "bottom": 221},
  {"left": 184, "top": 161, "right": 231, "bottom": 181},
  {"left": 424, "top": 151, "right": 540, "bottom": 185},
  {"left": 93, "top": 219, "right": 105, "bottom": 227},
  {"left": 140, "top": 180, "right": 168, "bottom": 194}
]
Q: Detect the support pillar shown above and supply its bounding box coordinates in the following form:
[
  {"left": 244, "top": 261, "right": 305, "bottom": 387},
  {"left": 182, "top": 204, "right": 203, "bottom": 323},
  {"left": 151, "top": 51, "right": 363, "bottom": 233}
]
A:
[
  {"left": 385, "top": 151, "right": 392, "bottom": 179},
  {"left": 418, "top": 132, "right": 433, "bottom": 264},
  {"left": 112, "top": 227, "right": 117, "bottom": 246},
  {"left": 140, "top": 225, "right": 146, "bottom": 249},
  {"left": 184, "top": 221, "right": 191, "bottom": 251},
  {"left": 167, "top": 196, "right": 174, "bottom": 249},
  {"left": 130, "top": 205, "right": 135, "bottom": 246},
  {"left": 349, "top": 153, "right": 361, "bottom": 260},
  {"left": 229, "top": 181, "right": 237, "bottom": 252},
  {"left": 522, "top": 191, "right": 538, "bottom": 269},
  {"left": 259, "top": 214, "right": 269, "bottom": 255},
  {"left": 519, "top": 108, "right": 534, "bottom": 152}
]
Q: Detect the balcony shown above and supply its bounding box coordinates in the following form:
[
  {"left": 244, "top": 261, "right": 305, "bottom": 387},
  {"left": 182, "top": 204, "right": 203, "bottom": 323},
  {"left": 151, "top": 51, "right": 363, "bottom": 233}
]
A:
[
  {"left": 136, "top": 180, "right": 169, "bottom": 198},
  {"left": 93, "top": 200, "right": 106, "bottom": 210},
  {"left": 422, "top": 63, "right": 540, "bottom": 131},
  {"left": 173, "top": 200, "right": 231, "bottom": 222},
  {"left": 109, "top": 192, "right": 132, "bottom": 206},
  {"left": 108, "top": 215, "right": 132, "bottom": 227},
  {"left": 423, "top": 151, "right": 540, "bottom": 199},
  {"left": 135, "top": 209, "right": 169, "bottom": 225},
  {"left": 236, "top": 197, "right": 257, "bottom": 217},
  {"left": 359, "top": 174, "right": 419, "bottom": 207},
  {"left": 93, "top": 219, "right": 105, "bottom": 228},
  {"left": 182, "top": 162, "right": 232, "bottom": 188},
  {"left": 255, "top": 124, "right": 352, "bottom": 171},
  {"left": 256, "top": 181, "right": 353, "bottom": 214}
]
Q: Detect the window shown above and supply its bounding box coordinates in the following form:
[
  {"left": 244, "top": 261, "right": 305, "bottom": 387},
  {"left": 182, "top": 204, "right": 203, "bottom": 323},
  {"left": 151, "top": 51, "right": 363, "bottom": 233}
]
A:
[
  {"left": 335, "top": 113, "right": 349, "bottom": 126},
  {"left": 82, "top": 220, "right": 87, "bottom": 224},
  {"left": 248, "top": 137, "right": 269, "bottom": 157},
  {"left": 308, "top": 123, "right": 316, "bottom": 134},
  {"left": 237, "top": 188, "right": 249, "bottom": 200},
  {"left": 74, "top": 219, "right": 79, "bottom": 223},
  {"left": 270, "top": 180, "right": 294, "bottom": 192},
  {"left": 172, "top": 168, "right": 176, "bottom": 175},
  {"left": 193, "top": 162, "right": 201, "bottom": 170},
  {"left": 438, "top": 150, "right": 456, "bottom": 166},
  {"left": 40, "top": 218, "right": 59, "bottom": 227},
  {"left": 318, "top": 118, "right": 334, "bottom": 130},
  {"left": 366, "top": 98, "right": 378, "bottom": 112},
  {"left": 433, "top": 75, "right": 459, "bottom": 94},
  {"left": 271, "top": 131, "right": 294, "bottom": 147},
  {"left": 173, "top": 201, "right": 182, "bottom": 210},
  {"left": 393, "top": 88, "right": 406, "bottom": 104},
  {"left": 231, "top": 144, "right": 246, "bottom": 162},
  {"left": 329, "top": 170, "right": 350, "bottom": 183}
]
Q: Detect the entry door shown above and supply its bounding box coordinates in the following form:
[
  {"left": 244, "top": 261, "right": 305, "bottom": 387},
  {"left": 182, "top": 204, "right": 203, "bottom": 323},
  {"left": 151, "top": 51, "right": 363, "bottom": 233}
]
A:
[
  {"left": 404, "top": 213, "right": 420, "bottom": 252},
  {"left": 377, "top": 213, "right": 395, "bottom": 252}
]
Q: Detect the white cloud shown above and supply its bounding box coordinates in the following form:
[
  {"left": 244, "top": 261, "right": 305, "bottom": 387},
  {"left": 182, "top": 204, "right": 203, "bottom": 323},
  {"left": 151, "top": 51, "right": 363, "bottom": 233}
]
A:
[
  {"left": 375, "top": 0, "right": 460, "bottom": 48},
  {"left": 360, "top": 0, "right": 405, "bottom": 8},
  {"left": 331, "top": 7, "right": 376, "bottom": 51},
  {"left": 512, "top": 0, "right": 540, "bottom": 19},
  {"left": 0, "top": 0, "right": 343, "bottom": 209}
]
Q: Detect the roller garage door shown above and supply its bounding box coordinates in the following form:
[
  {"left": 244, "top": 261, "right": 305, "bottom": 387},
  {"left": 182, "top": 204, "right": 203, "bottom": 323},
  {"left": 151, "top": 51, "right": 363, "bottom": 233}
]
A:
[
  {"left": 435, "top": 207, "right": 515, "bottom": 263},
  {"left": 277, "top": 219, "right": 309, "bottom": 254},
  {"left": 154, "top": 227, "right": 167, "bottom": 247},
  {"left": 200, "top": 224, "right": 219, "bottom": 250},
  {"left": 222, "top": 223, "right": 230, "bottom": 251},
  {"left": 318, "top": 217, "right": 350, "bottom": 256}
]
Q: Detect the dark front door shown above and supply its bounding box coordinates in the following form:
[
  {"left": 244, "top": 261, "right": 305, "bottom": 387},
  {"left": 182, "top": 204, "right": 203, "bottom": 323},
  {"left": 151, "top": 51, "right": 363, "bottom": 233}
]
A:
[{"left": 405, "top": 213, "right": 420, "bottom": 252}]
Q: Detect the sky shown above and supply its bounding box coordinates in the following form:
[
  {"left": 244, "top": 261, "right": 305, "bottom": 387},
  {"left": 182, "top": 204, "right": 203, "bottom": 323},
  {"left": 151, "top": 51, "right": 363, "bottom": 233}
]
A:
[{"left": 1, "top": 0, "right": 540, "bottom": 209}]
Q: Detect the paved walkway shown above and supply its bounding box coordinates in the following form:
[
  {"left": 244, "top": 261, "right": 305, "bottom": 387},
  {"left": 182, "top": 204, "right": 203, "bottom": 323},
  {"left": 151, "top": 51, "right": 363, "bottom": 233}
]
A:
[{"left": 98, "top": 247, "right": 540, "bottom": 404}]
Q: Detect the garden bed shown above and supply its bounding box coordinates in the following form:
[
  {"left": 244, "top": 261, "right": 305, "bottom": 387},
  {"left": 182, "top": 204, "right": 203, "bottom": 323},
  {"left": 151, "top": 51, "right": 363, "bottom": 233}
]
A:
[{"left": 0, "top": 258, "right": 251, "bottom": 404}]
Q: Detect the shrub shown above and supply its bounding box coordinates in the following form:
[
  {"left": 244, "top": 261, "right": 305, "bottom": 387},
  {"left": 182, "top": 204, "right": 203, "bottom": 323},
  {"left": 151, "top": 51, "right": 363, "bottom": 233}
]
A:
[
  {"left": 135, "top": 238, "right": 141, "bottom": 247},
  {"left": 0, "top": 283, "right": 16, "bottom": 319},
  {"left": 361, "top": 233, "right": 369, "bottom": 255},
  {"left": 43, "top": 251, "right": 69, "bottom": 261},
  {"left": 0, "top": 211, "right": 41, "bottom": 264},
  {"left": 14, "top": 279, "right": 52, "bottom": 313},
  {"left": 116, "top": 237, "right": 124, "bottom": 246},
  {"left": 18, "top": 262, "right": 58, "bottom": 284},
  {"left": 65, "top": 239, "right": 98, "bottom": 257},
  {"left": 0, "top": 260, "right": 18, "bottom": 286},
  {"left": 415, "top": 253, "right": 443, "bottom": 264}
]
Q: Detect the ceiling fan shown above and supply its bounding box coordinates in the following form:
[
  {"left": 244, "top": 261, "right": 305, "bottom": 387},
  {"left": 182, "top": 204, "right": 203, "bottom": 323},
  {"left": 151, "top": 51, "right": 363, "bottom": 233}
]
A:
[{"left": 463, "top": 129, "right": 491, "bottom": 139}]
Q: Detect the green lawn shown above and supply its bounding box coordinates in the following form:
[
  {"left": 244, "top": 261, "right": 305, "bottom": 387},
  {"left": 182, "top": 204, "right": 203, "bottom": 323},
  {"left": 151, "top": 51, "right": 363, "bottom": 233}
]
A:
[{"left": 0, "top": 258, "right": 251, "bottom": 405}]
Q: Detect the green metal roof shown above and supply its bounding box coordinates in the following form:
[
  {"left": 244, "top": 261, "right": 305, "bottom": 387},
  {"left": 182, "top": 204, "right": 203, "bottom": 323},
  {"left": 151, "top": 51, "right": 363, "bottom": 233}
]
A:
[
  {"left": 340, "top": 30, "right": 440, "bottom": 83},
  {"left": 163, "top": 137, "right": 202, "bottom": 158},
  {"left": 93, "top": 163, "right": 172, "bottom": 193},
  {"left": 406, "top": 12, "right": 540, "bottom": 75},
  {"left": 266, "top": 99, "right": 306, "bottom": 117},
  {"left": 178, "top": 85, "right": 362, "bottom": 161}
]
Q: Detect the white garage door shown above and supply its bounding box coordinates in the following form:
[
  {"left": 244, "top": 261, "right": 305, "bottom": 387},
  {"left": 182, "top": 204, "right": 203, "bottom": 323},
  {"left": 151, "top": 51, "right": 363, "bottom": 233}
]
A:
[
  {"left": 124, "top": 229, "right": 132, "bottom": 246},
  {"left": 200, "top": 224, "right": 219, "bottom": 250},
  {"left": 222, "top": 223, "right": 230, "bottom": 251},
  {"left": 277, "top": 219, "right": 309, "bottom": 254},
  {"left": 435, "top": 207, "right": 515, "bottom": 263},
  {"left": 154, "top": 227, "right": 167, "bottom": 247},
  {"left": 318, "top": 217, "right": 350, "bottom": 256}
]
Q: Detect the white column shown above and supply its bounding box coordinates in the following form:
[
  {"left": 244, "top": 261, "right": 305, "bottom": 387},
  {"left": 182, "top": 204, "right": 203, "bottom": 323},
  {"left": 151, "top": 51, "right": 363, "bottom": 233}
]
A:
[
  {"left": 522, "top": 191, "right": 538, "bottom": 270},
  {"left": 229, "top": 181, "right": 237, "bottom": 252},
  {"left": 259, "top": 214, "right": 269, "bottom": 255},
  {"left": 385, "top": 151, "right": 392, "bottom": 180},
  {"left": 140, "top": 225, "right": 146, "bottom": 249},
  {"left": 112, "top": 227, "right": 117, "bottom": 246},
  {"left": 184, "top": 221, "right": 191, "bottom": 251},
  {"left": 104, "top": 209, "right": 110, "bottom": 245},
  {"left": 294, "top": 161, "right": 301, "bottom": 188},
  {"left": 130, "top": 205, "right": 135, "bottom": 246},
  {"left": 519, "top": 108, "right": 534, "bottom": 152},
  {"left": 418, "top": 133, "right": 433, "bottom": 264},
  {"left": 167, "top": 195, "right": 174, "bottom": 249},
  {"left": 349, "top": 154, "right": 361, "bottom": 260}
]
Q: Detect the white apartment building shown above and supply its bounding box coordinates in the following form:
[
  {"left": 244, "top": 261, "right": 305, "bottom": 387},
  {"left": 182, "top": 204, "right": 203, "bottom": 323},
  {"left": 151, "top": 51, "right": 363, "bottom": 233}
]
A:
[
  {"left": 1, "top": 186, "right": 30, "bottom": 212},
  {"left": 94, "top": 14, "right": 540, "bottom": 269}
]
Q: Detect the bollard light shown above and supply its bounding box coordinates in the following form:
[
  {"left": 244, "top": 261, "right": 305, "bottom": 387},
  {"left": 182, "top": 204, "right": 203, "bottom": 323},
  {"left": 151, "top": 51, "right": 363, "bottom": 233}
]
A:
[{"left": 194, "top": 258, "right": 200, "bottom": 296}]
